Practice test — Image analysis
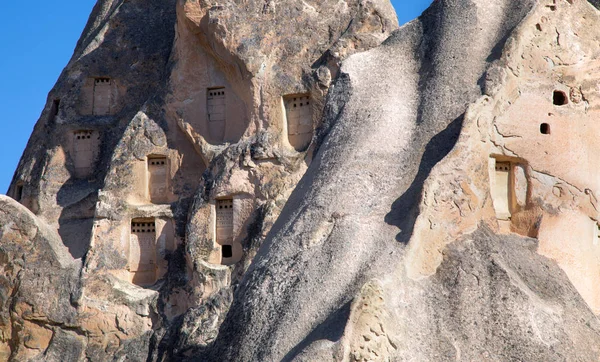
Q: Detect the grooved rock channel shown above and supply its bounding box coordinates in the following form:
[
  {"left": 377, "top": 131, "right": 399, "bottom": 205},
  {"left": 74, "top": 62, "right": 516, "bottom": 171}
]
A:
[{"left": 3, "top": 0, "right": 600, "bottom": 361}]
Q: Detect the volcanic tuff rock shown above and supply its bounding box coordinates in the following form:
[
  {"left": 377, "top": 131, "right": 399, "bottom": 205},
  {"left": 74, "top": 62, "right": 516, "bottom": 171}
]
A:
[
  {"left": 4, "top": 0, "right": 600, "bottom": 361},
  {"left": 2, "top": 0, "right": 397, "bottom": 360}
]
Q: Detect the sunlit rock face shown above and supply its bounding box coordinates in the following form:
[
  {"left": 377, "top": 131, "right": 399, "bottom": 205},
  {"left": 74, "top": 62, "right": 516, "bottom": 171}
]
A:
[
  {"left": 5, "top": 0, "right": 600, "bottom": 360},
  {"left": 1, "top": 0, "right": 398, "bottom": 360}
]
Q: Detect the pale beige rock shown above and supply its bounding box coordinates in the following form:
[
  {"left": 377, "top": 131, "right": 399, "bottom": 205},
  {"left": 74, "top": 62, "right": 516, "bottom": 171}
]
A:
[
  {"left": 341, "top": 280, "right": 397, "bottom": 362},
  {"left": 9, "top": 0, "right": 600, "bottom": 360},
  {"left": 3, "top": 0, "right": 398, "bottom": 359},
  {"left": 404, "top": 0, "right": 600, "bottom": 317}
]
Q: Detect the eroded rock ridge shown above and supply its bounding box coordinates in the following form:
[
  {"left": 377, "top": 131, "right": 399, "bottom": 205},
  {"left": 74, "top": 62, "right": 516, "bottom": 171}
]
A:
[{"left": 4, "top": 0, "right": 600, "bottom": 361}]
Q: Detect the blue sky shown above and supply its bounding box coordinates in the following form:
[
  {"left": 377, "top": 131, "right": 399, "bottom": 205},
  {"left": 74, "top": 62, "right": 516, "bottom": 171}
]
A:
[{"left": 0, "top": 0, "right": 432, "bottom": 193}]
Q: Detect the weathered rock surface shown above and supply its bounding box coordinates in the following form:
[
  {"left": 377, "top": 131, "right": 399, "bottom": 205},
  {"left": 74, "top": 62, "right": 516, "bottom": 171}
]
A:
[
  {"left": 0, "top": 195, "right": 156, "bottom": 361},
  {"left": 5, "top": 0, "right": 600, "bottom": 361},
  {"left": 3, "top": 0, "right": 398, "bottom": 360},
  {"left": 191, "top": 0, "right": 600, "bottom": 360}
]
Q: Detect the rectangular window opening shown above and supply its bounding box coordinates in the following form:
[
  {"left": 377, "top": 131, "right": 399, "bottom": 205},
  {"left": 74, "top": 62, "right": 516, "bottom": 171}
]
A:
[
  {"left": 52, "top": 99, "right": 60, "bottom": 115},
  {"left": 93, "top": 77, "right": 112, "bottom": 115},
  {"left": 222, "top": 245, "right": 233, "bottom": 258},
  {"left": 216, "top": 199, "right": 234, "bottom": 247},
  {"left": 73, "top": 130, "right": 97, "bottom": 178},
  {"left": 129, "top": 219, "right": 158, "bottom": 286},
  {"left": 492, "top": 161, "right": 512, "bottom": 220},
  {"left": 48, "top": 99, "right": 60, "bottom": 123},
  {"left": 283, "top": 93, "right": 313, "bottom": 151},
  {"left": 207, "top": 87, "right": 226, "bottom": 143},
  {"left": 147, "top": 156, "right": 168, "bottom": 203},
  {"left": 207, "top": 87, "right": 226, "bottom": 123},
  {"left": 15, "top": 184, "right": 23, "bottom": 202}
]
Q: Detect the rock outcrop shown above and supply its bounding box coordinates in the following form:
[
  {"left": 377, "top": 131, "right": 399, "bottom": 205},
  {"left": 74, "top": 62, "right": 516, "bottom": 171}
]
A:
[
  {"left": 5, "top": 0, "right": 600, "bottom": 361},
  {"left": 2, "top": 0, "right": 397, "bottom": 360}
]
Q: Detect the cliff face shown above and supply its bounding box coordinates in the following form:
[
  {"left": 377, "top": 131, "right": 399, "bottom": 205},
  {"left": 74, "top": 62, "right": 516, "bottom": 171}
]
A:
[
  {"left": 4, "top": 0, "right": 600, "bottom": 361},
  {"left": 199, "top": 0, "right": 600, "bottom": 360},
  {"left": 2, "top": 0, "right": 397, "bottom": 360}
]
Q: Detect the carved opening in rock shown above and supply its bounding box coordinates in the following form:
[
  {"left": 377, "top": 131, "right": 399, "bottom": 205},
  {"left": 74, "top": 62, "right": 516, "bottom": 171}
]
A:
[
  {"left": 207, "top": 87, "right": 226, "bottom": 142},
  {"left": 553, "top": 90, "right": 568, "bottom": 106},
  {"left": 216, "top": 199, "right": 233, "bottom": 244},
  {"left": 492, "top": 161, "right": 512, "bottom": 220},
  {"left": 284, "top": 94, "right": 313, "bottom": 151},
  {"left": 148, "top": 156, "right": 168, "bottom": 204},
  {"left": 130, "top": 219, "right": 158, "bottom": 286},
  {"left": 49, "top": 99, "right": 60, "bottom": 123},
  {"left": 93, "top": 77, "right": 112, "bottom": 115},
  {"left": 73, "top": 130, "right": 98, "bottom": 179},
  {"left": 15, "top": 183, "right": 23, "bottom": 202},
  {"left": 222, "top": 244, "right": 233, "bottom": 258},
  {"left": 216, "top": 199, "right": 235, "bottom": 263},
  {"left": 540, "top": 123, "right": 551, "bottom": 134},
  {"left": 53, "top": 99, "right": 60, "bottom": 115}
]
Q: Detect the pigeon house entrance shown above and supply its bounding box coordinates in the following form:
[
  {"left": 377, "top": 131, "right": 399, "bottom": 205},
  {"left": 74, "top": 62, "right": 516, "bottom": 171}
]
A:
[
  {"left": 207, "top": 88, "right": 226, "bottom": 142},
  {"left": 222, "top": 245, "right": 233, "bottom": 258},
  {"left": 216, "top": 199, "right": 234, "bottom": 262},
  {"left": 129, "top": 220, "right": 158, "bottom": 286},
  {"left": 284, "top": 94, "right": 313, "bottom": 151},
  {"left": 73, "top": 130, "right": 98, "bottom": 178},
  {"left": 148, "top": 156, "right": 168, "bottom": 204},
  {"left": 492, "top": 161, "right": 512, "bottom": 220},
  {"left": 93, "top": 78, "right": 112, "bottom": 115}
]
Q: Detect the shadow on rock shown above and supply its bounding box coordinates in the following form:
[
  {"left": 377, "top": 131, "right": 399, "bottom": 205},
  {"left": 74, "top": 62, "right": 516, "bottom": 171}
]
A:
[
  {"left": 281, "top": 301, "right": 352, "bottom": 362},
  {"left": 385, "top": 114, "right": 463, "bottom": 244}
]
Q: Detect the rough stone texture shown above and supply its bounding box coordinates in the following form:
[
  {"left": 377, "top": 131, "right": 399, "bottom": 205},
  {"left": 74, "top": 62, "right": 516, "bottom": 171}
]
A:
[
  {"left": 0, "top": 195, "right": 156, "bottom": 362},
  {"left": 5, "top": 0, "right": 600, "bottom": 361},
  {"left": 0, "top": 196, "right": 78, "bottom": 362},
  {"left": 2, "top": 0, "right": 397, "bottom": 360},
  {"left": 193, "top": 0, "right": 600, "bottom": 360}
]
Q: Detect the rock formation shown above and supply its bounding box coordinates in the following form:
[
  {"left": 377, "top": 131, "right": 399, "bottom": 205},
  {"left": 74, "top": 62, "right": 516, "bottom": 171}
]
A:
[{"left": 4, "top": 0, "right": 600, "bottom": 361}]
